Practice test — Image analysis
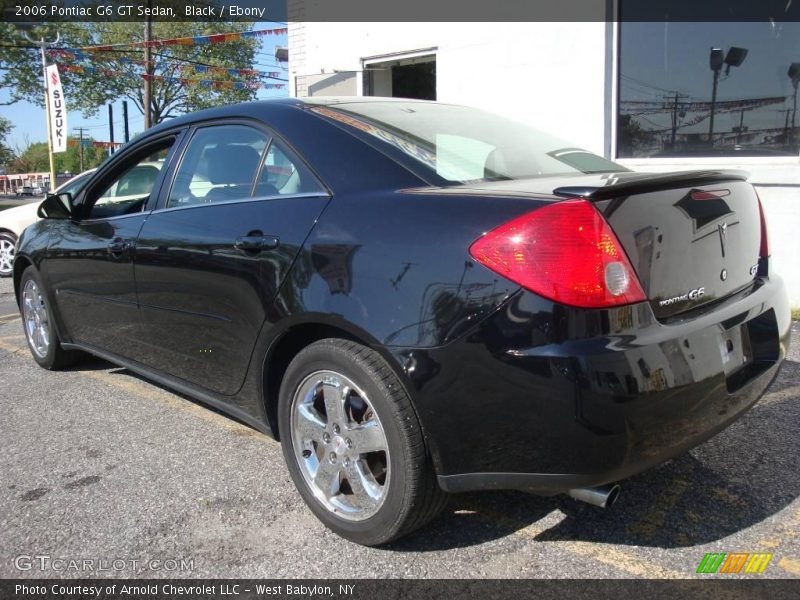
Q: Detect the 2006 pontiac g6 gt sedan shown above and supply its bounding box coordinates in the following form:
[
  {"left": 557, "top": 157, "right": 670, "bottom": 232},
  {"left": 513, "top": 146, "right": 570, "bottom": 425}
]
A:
[{"left": 14, "top": 98, "right": 790, "bottom": 545}]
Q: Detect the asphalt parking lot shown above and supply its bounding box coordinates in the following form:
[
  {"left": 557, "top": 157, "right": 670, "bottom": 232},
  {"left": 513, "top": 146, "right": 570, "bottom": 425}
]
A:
[{"left": 0, "top": 274, "right": 798, "bottom": 579}]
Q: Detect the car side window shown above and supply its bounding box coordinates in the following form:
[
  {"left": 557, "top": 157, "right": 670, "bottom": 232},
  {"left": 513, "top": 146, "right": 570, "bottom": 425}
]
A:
[
  {"left": 255, "top": 138, "right": 327, "bottom": 196},
  {"left": 167, "top": 125, "right": 269, "bottom": 208},
  {"left": 85, "top": 146, "right": 172, "bottom": 220}
]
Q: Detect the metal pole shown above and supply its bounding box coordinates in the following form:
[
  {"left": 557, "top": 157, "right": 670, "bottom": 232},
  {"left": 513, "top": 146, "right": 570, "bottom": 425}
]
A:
[
  {"left": 21, "top": 29, "right": 60, "bottom": 192},
  {"left": 792, "top": 83, "right": 798, "bottom": 145},
  {"left": 736, "top": 109, "right": 745, "bottom": 145},
  {"left": 39, "top": 42, "right": 57, "bottom": 192},
  {"left": 73, "top": 127, "right": 86, "bottom": 171},
  {"left": 108, "top": 104, "right": 115, "bottom": 156},
  {"left": 670, "top": 92, "right": 678, "bottom": 149},
  {"left": 122, "top": 100, "right": 130, "bottom": 142},
  {"left": 143, "top": 8, "right": 153, "bottom": 129},
  {"left": 708, "top": 68, "right": 720, "bottom": 145}
]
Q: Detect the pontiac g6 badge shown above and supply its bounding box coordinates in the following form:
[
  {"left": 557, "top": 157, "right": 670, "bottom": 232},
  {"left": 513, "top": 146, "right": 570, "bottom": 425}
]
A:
[{"left": 659, "top": 287, "right": 706, "bottom": 307}]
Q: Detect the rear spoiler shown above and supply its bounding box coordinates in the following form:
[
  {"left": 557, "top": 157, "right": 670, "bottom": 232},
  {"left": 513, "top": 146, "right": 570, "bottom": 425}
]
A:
[{"left": 553, "top": 169, "right": 750, "bottom": 201}]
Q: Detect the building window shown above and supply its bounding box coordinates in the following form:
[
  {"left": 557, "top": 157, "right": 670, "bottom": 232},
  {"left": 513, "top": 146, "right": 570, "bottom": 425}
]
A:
[{"left": 618, "top": 20, "right": 800, "bottom": 158}]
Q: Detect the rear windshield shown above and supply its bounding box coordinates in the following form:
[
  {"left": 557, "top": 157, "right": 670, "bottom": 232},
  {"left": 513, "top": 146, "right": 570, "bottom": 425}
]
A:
[{"left": 310, "top": 102, "right": 628, "bottom": 183}]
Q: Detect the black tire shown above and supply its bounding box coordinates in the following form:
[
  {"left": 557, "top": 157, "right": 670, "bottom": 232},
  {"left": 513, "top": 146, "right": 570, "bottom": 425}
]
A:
[
  {"left": 278, "top": 338, "right": 447, "bottom": 546},
  {"left": 0, "top": 231, "right": 16, "bottom": 278},
  {"left": 19, "top": 267, "right": 83, "bottom": 370}
]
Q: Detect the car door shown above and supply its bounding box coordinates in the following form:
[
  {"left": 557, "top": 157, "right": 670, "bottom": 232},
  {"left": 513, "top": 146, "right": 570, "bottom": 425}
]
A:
[
  {"left": 44, "top": 133, "right": 182, "bottom": 356},
  {"left": 133, "top": 121, "right": 331, "bottom": 396}
]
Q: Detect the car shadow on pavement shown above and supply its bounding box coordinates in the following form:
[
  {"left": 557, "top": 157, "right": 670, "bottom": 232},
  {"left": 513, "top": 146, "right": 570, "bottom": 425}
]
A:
[
  {"left": 68, "top": 354, "right": 799, "bottom": 553},
  {"left": 68, "top": 357, "right": 265, "bottom": 432},
  {"left": 390, "top": 360, "right": 800, "bottom": 552}
]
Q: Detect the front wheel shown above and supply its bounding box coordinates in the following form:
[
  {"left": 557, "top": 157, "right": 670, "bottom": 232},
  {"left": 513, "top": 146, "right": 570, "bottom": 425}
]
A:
[
  {"left": 278, "top": 338, "right": 447, "bottom": 546},
  {"left": 19, "top": 267, "right": 83, "bottom": 370},
  {"left": 0, "top": 231, "right": 16, "bottom": 277}
]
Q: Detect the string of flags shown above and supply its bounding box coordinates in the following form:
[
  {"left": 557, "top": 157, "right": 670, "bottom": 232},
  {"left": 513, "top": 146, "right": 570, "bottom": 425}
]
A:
[
  {"left": 48, "top": 50, "right": 282, "bottom": 79},
  {"left": 179, "top": 64, "right": 280, "bottom": 79},
  {"left": 620, "top": 96, "right": 787, "bottom": 116},
  {"left": 75, "top": 27, "right": 287, "bottom": 52},
  {"left": 67, "top": 139, "right": 123, "bottom": 149},
  {"left": 142, "top": 73, "right": 286, "bottom": 90},
  {"left": 57, "top": 64, "right": 285, "bottom": 89}
]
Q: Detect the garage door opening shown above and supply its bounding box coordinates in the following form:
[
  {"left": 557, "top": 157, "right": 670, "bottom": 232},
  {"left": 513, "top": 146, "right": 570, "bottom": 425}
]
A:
[{"left": 363, "top": 51, "right": 436, "bottom": 100}]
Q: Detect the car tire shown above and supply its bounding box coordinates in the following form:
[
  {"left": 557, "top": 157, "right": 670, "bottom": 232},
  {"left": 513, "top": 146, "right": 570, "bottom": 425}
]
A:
[
  {"left": 19, "top": 267, "right": 83, "bottom": 370},
  {"left": 0, "top": 231, "right": 16, "bottom": 278},
  {"left": 278, "top": 338, "right": 447, "bottom": 546}
]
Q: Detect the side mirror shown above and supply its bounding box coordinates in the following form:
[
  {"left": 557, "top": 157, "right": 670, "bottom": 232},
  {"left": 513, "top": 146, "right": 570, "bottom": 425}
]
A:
[{"left": 37, "top": 192, "right": 73, "bottom": 219}]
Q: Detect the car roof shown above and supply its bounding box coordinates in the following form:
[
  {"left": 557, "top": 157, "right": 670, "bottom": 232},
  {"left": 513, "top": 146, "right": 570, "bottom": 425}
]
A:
[{"left": 143, "top": 96, "right": 448, "bottom": 138}]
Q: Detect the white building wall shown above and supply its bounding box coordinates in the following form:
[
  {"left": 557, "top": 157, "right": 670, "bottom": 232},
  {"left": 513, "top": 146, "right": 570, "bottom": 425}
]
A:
[
  {"left": 290, "top": 22, "right": 608, "bottom": 154},
  {"left": 290, "top": 22, "right": 800, "bottom": 306}
]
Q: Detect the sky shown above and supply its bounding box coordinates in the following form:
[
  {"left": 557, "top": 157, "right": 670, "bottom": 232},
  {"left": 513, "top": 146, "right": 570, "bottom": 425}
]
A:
[
  {"left": 620, "top": 21, "right": 800, "bottom": 135},
  {"left": 0, "top": 22, "right": 288, "bottom": 150}
]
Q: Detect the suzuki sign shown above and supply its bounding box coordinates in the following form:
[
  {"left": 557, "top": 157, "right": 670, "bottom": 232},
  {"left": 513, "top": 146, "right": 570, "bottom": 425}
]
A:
[{"left": 45, "top": 64, "right": 67, "bottom": 153}]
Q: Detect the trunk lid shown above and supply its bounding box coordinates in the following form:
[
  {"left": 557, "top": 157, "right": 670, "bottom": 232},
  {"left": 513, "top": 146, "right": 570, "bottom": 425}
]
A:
[{"left": 447, "top": 170, "right": 762, "bottom": 319}]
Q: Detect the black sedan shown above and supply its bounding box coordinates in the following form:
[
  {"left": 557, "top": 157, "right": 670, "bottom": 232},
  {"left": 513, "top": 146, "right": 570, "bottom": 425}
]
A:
[{"left": 13, "top": 98, "right": 791, "bottom": 545}]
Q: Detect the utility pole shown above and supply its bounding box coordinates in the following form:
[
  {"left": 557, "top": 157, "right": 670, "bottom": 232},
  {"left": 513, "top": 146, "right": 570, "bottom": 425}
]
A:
[
  {"left": 17, "top": 26, "right": 60, "bottom": 192},
  {"left": 73, "top": 126, "right": 88, "bottom": 171},
  {"left": 108, "top": 104, "right": 115, "bottom": 156},
  {"left": 709, "top": 64, "right": 721, "bottom": 145},
  {"left": 781, "top": 109, "right": 792, "bottom": 145},
  {"left": 122, "top": 100, "right": 130, "bottom": 143},
  {"left": 788, "top": 64, "right": 800, "bottom": 148},
  {"left": 734, "top": 109, "right": 746, "bottom": 145},
  {"left": 663, "top": 91, "right": 689, "bottom": 151},
  {"left": 143, "top": 3, "right": 153, "bottom": 129},
  {"left": 792, "top": 79, "right": 798, "bottom": 147}
]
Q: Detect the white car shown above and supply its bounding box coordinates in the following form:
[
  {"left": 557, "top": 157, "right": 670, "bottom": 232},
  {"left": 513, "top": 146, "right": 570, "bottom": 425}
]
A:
[{"left": 0, "top": 170, "right": 95, "bottom": 277}]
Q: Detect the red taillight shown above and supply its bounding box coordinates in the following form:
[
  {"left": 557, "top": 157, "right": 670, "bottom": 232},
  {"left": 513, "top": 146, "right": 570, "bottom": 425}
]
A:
[
  {"left": 756, "top": 192, "right": 769, "bottom": 258},
  {"left": 469, "top": 199, "right": 646, "bottom": 308}
]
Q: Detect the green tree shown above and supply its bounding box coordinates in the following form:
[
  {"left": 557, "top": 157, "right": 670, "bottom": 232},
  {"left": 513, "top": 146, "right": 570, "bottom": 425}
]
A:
[
  {"left": 617, "top": 115, "right": 655, "bottom": 158},
  {"left": 9, "top": 141, "right": 49, "bottom": 173},
  {"left": 8, "top": 138, "right": 108, "bottom": 174},
  {"left": 0, "top": 117, "right": 14, "bottom": 168},
  {"left": 0, "top": 21, "right": 262, "bottom": 125}
]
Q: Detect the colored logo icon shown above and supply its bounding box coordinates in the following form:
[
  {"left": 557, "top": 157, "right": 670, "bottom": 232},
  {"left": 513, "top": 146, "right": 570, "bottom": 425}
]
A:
[{"left": 696, "top": 553, "right": 773, "bottom": 574}]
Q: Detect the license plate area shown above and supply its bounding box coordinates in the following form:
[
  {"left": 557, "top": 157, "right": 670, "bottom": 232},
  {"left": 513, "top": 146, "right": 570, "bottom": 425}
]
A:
[
  {"left": 723, "top": 309, "right": 780, "bottom": 393},
  {"left": 720, "top": 325, "right": 752, "bottom": 377}
]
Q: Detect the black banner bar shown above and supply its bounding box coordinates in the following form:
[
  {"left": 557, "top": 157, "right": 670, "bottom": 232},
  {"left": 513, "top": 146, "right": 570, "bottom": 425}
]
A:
[
  {"left": 2, "top": 579, "right": 800, "bottom": 600},
  {"left": 2, "top": 0, "right": 800, "bottom": 23}
]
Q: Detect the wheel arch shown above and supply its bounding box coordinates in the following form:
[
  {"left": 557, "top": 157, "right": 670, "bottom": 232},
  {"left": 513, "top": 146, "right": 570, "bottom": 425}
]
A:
[
  {"left": 260, "top": 317, "right": 440, "bottom": 474},
  {"left": 12, "top": 253, "right": 33, "bottom": 304}
]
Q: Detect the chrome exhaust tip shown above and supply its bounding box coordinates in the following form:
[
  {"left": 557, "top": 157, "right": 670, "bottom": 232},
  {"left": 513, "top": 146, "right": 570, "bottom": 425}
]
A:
[{"left": 567, "top": 484, "right": 621, "bottom": 508}]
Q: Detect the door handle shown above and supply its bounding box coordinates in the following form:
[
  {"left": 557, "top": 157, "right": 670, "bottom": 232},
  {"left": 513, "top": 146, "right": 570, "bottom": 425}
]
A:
[
  {"left": 107, "top": 238, "right": 130, "bottom": 255},
  {"left": 234, "top": 234, "right": 280, "bottom": 253}
]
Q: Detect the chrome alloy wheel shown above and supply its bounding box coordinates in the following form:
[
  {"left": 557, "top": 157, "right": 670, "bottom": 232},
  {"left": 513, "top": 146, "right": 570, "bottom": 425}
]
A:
[
  {"left": 21, "top": 279, "right": 50, "bottom": 358},
  {"left": 290, "top": 370, "right": 390, "bottom": 521},
  {"left": 0, "top": 237, "right": 14, "bottom": 276}
]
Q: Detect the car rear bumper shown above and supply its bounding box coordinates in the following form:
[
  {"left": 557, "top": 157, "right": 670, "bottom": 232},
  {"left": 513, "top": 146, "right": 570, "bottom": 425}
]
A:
[{"left": 389, "top": 275, "right": 791, "bottom": 494}]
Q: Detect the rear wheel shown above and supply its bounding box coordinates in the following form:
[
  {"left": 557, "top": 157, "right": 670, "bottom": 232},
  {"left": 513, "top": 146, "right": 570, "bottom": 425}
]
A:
[
  {"left": 19, "top": 267, "right": 83, "bottom": 370},
  {"left": 0, "top": 231, "right": 16, "bottom": 277},
  {"left": 278, "top": 338, "right": 447, "bottom": 545}
]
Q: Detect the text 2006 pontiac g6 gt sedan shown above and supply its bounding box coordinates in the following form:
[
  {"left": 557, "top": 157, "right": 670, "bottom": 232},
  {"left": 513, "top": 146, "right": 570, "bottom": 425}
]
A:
[{"left": 14, "top": 98, "right": 790, "bottom": 545}]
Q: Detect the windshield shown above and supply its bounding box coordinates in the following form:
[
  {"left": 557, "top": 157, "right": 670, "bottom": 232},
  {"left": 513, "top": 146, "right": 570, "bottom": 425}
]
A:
[{"left": 310, "top": 101, "right": 628, "bottom": 183}]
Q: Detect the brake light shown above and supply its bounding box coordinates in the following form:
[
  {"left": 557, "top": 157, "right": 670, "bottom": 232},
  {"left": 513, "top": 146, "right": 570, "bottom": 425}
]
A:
[
  {"left": 469, "top": 199, "right": 646, "bottom": 308},
  {"left": 756, "top": 192, "right": 769, "bottom": 258}
]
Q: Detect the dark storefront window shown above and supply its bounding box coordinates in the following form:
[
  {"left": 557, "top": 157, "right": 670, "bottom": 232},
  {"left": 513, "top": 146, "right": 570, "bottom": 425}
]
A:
[{"left": 618, "top": 21, "right": 800, "bottom": 158}]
